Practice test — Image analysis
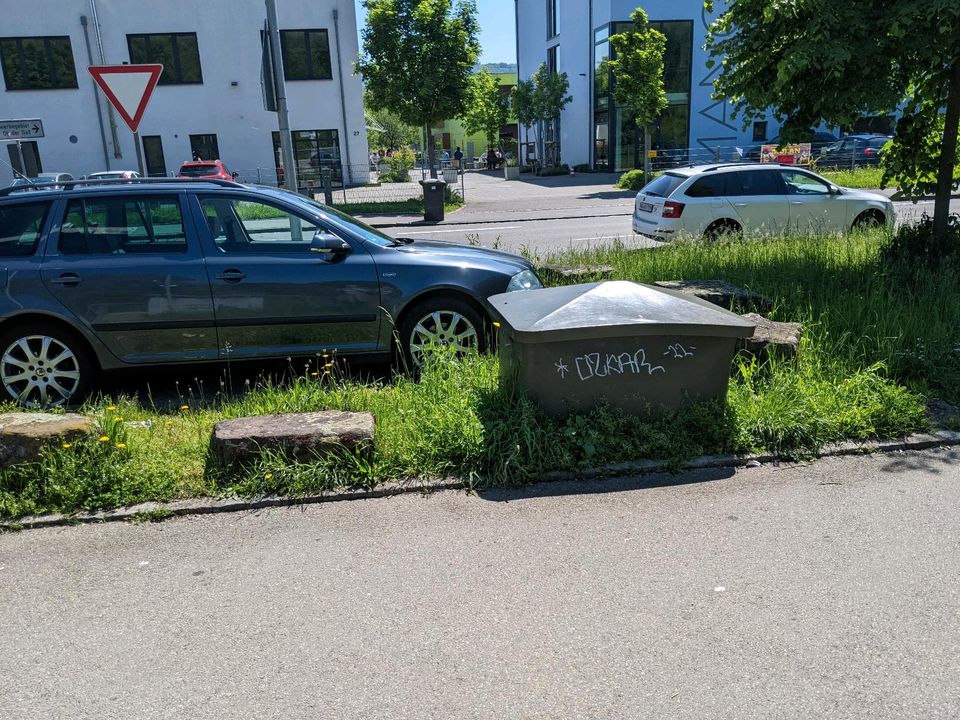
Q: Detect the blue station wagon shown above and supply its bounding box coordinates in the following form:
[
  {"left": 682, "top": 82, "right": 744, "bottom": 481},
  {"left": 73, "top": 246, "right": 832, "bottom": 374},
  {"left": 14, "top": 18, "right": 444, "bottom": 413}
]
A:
[{"left": 0, "top": 179, "right": 541, "bottom": 407}]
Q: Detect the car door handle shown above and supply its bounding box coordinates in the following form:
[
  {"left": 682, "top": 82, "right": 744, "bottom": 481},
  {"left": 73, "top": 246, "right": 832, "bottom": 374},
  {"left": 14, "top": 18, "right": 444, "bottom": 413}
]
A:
[
  {"left": 215, "top": 269, "right": 246, "bottom": 283},
  {"left": 50, "top": 273, "right": 81, "bottom": 286},
  {"left": 790, "top": 201, "right": 804, "bottom": 205},
  {"left": 733, "top": 203, "right": 748, "bottom": 207}
]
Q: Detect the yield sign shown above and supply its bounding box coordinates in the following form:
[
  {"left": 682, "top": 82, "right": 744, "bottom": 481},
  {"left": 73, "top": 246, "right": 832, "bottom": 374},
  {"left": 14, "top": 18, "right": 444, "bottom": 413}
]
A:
[{"left": 88, "top": 64, "right": 163, "bottom": 133}]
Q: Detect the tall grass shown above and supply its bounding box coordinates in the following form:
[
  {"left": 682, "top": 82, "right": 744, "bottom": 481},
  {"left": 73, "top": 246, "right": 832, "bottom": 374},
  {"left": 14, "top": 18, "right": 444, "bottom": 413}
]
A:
[{"left": 0, "top": 228, "right": 949, "bottom": 520}]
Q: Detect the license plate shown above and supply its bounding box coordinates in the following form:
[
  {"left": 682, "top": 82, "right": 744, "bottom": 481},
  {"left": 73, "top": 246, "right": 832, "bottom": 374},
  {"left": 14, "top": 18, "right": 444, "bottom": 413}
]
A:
[{"left": 638, "top": 201, "right": 654, "bottom": 213}]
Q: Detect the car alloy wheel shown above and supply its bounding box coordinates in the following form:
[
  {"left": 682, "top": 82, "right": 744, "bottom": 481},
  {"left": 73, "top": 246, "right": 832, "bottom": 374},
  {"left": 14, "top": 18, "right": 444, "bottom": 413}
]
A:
[
  {"left": 408, "top": 310, "right": 480, "bottom": 367},
  {"left": 1, "top": 334, "right": 83, "bottom": 408}
]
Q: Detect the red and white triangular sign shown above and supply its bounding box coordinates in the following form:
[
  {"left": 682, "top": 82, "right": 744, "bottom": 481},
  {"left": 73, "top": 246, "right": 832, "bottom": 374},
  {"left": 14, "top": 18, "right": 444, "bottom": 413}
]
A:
[{"left": 88, "top": 64, "right": 163, "bottom": 133}]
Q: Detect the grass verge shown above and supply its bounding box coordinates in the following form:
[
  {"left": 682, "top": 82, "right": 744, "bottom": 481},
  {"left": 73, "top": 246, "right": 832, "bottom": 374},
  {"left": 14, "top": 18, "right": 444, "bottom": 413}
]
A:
[
  {"left": 817, "top": 166, "right": 885, "bottom": 189},
  {"left": 2, "top": 228, "right": 955, "bottom": 520}
]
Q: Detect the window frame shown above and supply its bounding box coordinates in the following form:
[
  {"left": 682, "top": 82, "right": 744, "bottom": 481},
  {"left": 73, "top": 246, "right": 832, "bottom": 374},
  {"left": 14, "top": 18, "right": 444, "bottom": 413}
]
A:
[
  {"left": 732, "top": 169, "right": 786, "bottom": 197},
  {"left": 57, "top": 195, "right": 190, "bottom": 256},
  {"left": 197, "top": 195, "right": 333, "bottom": 255},
  {"left": 779, "top": 169, "right": 832, "bottom": 195},
  {"left": 279, "top": 29, "right": 332, "bottom": 81},
  {"left": 126, "top": 32, "right": 203, "bottom": 85},
  {"left": 0, "top": 200, "right": 53, "bottom": 257},
  {"left": 546, "top": 0, "right": 558, "bottom": 39},
  {"left": 0, "top": 35, "right": 78, "bottom": 91}
]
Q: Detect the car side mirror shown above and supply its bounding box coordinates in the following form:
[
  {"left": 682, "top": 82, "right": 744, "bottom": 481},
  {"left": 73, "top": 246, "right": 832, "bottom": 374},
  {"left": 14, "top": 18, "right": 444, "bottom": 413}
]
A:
[
  {"left": 828, "top": 184, "right": 840, "bottom": 195},
  {"left": 310, "top": 231, "right": 352, "bottom": 255},
  {"left": 231, "top": 171, "right": 239, "bottom": 179}
]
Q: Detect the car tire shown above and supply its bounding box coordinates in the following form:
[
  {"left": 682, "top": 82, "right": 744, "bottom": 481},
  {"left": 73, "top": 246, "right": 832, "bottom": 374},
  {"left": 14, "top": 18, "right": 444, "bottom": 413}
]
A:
[
  {"left": 0, "top": 322, "right": 97, "bottom": 408},
  {"left": 704, "top": 219, "right": 742, "bottom": 241},
  {"left": 852, "top": 210, "right": 885, "bottom": 231},
  {"left": 398, "top": 295, "right": 488, "bottom": 369}
]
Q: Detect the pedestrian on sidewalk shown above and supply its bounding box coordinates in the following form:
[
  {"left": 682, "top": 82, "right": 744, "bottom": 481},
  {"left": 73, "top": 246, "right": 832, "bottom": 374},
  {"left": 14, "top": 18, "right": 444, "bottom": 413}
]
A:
[{"left": 454, "top": 146, "right": 464, "bottom": 173}]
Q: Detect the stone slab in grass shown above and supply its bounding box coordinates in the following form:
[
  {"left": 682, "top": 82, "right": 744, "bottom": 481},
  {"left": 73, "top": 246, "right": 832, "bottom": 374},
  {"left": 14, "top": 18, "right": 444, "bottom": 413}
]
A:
[
  {"left": 738, "top": 313, "right": 803, "bottom": 362},
  {"left": 211, "top": 410, "right": 375, "bottom": 467},
  {"left": 654, "top": 280, "right": 773, "bottom": 314},
  {"left": 0, "top": 412, "right": 97, "bottom": 467}
]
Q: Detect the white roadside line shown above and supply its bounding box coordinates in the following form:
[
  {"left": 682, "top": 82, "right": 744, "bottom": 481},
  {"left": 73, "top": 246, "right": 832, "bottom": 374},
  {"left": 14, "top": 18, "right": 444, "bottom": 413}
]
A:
[{"left": 398, "top": 226, "right": 522, "bottom": 234}]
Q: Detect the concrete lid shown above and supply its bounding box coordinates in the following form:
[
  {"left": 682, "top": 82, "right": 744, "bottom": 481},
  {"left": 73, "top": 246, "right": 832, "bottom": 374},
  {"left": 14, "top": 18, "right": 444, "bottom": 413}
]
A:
[{"left": 488, "top": 281, "right": 757, "bottom": 342}]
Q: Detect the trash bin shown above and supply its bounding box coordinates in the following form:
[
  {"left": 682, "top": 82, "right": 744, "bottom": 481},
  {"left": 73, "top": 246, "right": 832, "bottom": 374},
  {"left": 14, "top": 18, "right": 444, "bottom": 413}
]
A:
[
  {"left": 488, "top": 280, "right": 756, "bottom": 416},
  {"left": 420, "top": 178, "right": 446, "bottom": 222}
]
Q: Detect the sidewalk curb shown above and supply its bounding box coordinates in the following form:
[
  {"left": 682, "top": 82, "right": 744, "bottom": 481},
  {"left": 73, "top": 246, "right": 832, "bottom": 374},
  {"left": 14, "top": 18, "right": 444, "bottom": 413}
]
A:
[
  {"left": 4, "top": 429, "right": 958, "bottom": 532},
  {"left": 364, "top": 211, "right": 631, "bottom": 229}
]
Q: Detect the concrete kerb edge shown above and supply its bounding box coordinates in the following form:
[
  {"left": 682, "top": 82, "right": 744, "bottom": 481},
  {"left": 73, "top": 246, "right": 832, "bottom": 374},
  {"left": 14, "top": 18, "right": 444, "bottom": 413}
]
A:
[
  {"left": 4, "top": 428, "right": 959, "bottom": 531},
  {"left": 364, "top": 211, "right": 630, "bottom": 229}
]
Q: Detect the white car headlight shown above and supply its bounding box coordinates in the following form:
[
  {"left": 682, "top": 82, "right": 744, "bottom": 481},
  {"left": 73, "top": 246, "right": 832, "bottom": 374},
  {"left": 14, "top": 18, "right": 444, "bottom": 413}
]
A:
[{"left": 506, "top": 269, "right": 542, "bottom": 292}]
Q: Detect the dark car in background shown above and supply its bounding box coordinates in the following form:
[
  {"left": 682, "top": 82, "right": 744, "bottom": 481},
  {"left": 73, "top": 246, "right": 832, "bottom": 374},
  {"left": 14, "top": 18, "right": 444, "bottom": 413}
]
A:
[
  {"left": 0, "top": 178, "right": 541, "bottom": 407},
  {"left": 743, "top": 131, "right": 839, "bottom": 163},
  {"left": 816, "top": 134, "right": 892, "bottom": 168}
]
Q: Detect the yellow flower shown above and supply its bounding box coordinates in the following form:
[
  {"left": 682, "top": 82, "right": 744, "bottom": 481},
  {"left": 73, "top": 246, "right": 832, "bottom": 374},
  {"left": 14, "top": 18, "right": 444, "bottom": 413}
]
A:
[
  {"left": 265, "top": 472, "right": 273, "bottom": 479},
  {"left": 115, "top": 416, "right": 123, "bottom": 422},
  {"left": 106, "top": 405, "right": 117, "bottom": 411},
  {"left": 61, "top": 442, "right": 72, "bottom": 449},
  {"left": 115, "top": 442, "right": 126, "bottom": 450},
  {"left": 179, "top": 405, "right": 189, "bottom": 411},
  {"left": 98, "top": 435, "right": 109, "bottom": 442},
  {"left": 323, "top": 370, "right": 331, "bottom": 375},
  {"left": 492, "top": 321, "right": 501, "bottom": 328},
  {"left": 324, "top": 362, "right": 334, "bottom": 368},
  {"left": 310, "top": 371, "right": 319, "bottom": 377}
]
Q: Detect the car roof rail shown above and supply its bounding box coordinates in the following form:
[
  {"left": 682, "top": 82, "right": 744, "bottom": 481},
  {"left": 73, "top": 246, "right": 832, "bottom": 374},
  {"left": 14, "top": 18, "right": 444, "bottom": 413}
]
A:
[{"left": 0, "top": 176, "right": 244, "bottom": 197}]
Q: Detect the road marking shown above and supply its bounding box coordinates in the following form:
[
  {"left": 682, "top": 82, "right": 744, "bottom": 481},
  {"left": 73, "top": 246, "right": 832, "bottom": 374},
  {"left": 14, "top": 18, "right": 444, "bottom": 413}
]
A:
[{"left": 399, "top": 226, "right": 521, "bottom": 234}]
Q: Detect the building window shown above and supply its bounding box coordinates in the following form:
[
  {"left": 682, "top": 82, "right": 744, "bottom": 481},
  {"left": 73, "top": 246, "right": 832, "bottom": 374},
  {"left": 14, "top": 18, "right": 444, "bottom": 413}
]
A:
[
  {"left": 546, "top": 45, "right": 557, "bottom": 75},
  {"left": 546, "top": 0, "right": 558, "bottom": 38},
  {"left": 272, "top": 129, "right": 341, "bottom": 186},
  {"left": 752, "top": 121, "right": 768, "bottom": 142},
  {"left": 141, "top": 136, "right": 167, "bottom": 177},
  {"left": 0, "top": 36, "right": 77, "bottom": 90},
  {"left": 127, "top": 33, "right": 202, "bottom": 85},
  {"left": 190, "top": 134, "right": 220, "bottom": 162},
  {"left": 280, "top": 30, "right": 332, "bottom": 81}
]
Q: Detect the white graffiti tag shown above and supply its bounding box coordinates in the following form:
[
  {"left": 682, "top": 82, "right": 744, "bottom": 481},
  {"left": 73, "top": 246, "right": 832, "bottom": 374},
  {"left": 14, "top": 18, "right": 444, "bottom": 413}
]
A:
[
  {"left": 572, "top": 349, "right": 665, "bottom": 381},
  {"left": 555, "top": 359, "right": 569, "bottom": 378},
  {"left": 663, "top": 343, "right": 696, "bottom": 359}
]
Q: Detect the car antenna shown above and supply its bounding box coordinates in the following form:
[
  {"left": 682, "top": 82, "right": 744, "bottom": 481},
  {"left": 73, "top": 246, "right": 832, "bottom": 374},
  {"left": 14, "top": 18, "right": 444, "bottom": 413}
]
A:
[{"left": 0, "top": 155, "right": 36, "bottom": 185}]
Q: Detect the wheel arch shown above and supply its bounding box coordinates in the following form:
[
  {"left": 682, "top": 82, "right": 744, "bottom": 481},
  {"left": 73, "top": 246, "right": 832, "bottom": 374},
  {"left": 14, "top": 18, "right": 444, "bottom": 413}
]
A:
[{"left": 0, "top": 312, "right": 102, "bottom": 372}]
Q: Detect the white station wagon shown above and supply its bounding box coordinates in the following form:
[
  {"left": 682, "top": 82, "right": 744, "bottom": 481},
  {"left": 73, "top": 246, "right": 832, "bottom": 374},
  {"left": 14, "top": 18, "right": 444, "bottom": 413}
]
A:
[{"left": 632, "top": 163, "right": 894, "bottom": 240}]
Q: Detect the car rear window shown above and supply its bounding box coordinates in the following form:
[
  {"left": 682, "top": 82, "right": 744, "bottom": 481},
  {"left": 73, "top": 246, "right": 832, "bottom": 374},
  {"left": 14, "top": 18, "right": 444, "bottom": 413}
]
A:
[
  {"left": 59, "top": 196, "right": 187, "bottom": 255},
  {"left": 686, "top": 175, "right": 727, "bottom": 198},
  {"left": 179, "top": 165, "right": 219, "bottom": 176},
  {"left": 867, "top": 138, "right": 890, "bottom": 148},
  {"left": 0, "top": 201, "right": 52, "bottom": 256},
  {"left": 734, "top": 170, "right": 783, "bottom": 196},
  {"left": 641, "top": 173, "right": 686, "bottom": 198}
]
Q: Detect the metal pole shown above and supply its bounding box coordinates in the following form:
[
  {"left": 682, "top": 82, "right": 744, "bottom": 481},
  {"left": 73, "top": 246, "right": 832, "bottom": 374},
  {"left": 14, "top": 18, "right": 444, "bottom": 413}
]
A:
[
  {"left": 80, "top": 15, "right": 110, "bottom": 169},
  {"left": 266, "top": 0, "right": 298, "bottom": 194},
  {"left": 331, "top": 8, "right": 353, "bottom": 186},
  {"left": 133, "top": 131, "right": 145, "bottom": 176},
  {"left": 15, "top": 140, "right": 27, "bottom": 177},
  {"left": 89, "top": 0, "right": 121, "bottom": 159}
]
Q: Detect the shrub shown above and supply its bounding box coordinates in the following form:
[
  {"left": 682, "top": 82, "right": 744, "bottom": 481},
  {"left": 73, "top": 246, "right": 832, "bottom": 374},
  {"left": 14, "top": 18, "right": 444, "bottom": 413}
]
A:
[
  {"left": 538, "top": 164, "right": 571, "bottom": 177},
  {"left": 573, "top": 163, "right": 593, "bottom": 173},
  {"left": 379, "top": 148, "right": 415, "bottom": 183},
  {"left": 880, "top": 212, "right": 960, "bottom": 266},
  {"left": 615, "top": 169, "right": 647, "bottom": 190}
]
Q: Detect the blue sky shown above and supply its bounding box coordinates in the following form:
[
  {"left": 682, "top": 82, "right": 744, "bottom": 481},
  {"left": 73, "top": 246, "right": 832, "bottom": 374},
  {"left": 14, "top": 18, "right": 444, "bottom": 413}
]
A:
[{"left": 353, "top": 0, "right": 517, "bottom": 65}]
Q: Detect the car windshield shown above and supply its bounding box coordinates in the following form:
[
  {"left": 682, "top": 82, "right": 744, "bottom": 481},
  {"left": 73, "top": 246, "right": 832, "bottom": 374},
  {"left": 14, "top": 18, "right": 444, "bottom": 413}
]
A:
[
  {"left": 641, "top": 173, "right": 686, "bottom": 198},
  {"left": 300, "top": 196, "right": 399, "bottom": 247},
  {"left": 179, "top": 165, "right": 219, "bottom": 176}
]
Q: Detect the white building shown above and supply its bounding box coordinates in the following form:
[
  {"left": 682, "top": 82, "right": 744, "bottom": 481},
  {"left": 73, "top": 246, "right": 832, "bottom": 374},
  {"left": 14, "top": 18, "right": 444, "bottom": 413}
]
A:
[
  {"left": 0, "top": 0, "right": 367, "bottom": 186},
  {"left": 515, "top": 0, "right": 780, "bottom": 171}
]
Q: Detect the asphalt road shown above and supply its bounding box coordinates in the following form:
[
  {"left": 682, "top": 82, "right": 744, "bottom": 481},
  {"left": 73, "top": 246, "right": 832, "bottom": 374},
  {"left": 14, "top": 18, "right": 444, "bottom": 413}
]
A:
[
  {"left": 2, "top": 449, "right": 959, "bottom": 718},
  {"left": 376, "top": 196, "right": 960, "bottom": 255}
]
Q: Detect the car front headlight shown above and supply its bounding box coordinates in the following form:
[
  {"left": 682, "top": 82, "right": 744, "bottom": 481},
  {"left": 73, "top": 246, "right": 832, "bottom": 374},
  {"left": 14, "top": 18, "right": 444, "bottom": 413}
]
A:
[{"left": 506, "top": 269, "right": 542, "bottom": 292}]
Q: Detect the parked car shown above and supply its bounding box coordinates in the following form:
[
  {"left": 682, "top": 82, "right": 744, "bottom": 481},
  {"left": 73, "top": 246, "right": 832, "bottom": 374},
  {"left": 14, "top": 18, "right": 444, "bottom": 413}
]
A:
[
  {"left": 84, "top": 170, "right": 142, "bottom": 182},
  {"left": 10, "top": 172, "right": 75, "bottom": 190},
  {"left": 0, "top": 178, "right": 541, "bottom": 407},
  {"left": 816, "top": 135, "right": 892, "bottom": 168},
  {"left": 632, "top": 163, "right": 894, "bottom": 241},
  {"left": 176, "top": 160, "right": 237, "bottom": 181},
  {"left": 742, "top": 131, "right": 838, "bottom": 162}
]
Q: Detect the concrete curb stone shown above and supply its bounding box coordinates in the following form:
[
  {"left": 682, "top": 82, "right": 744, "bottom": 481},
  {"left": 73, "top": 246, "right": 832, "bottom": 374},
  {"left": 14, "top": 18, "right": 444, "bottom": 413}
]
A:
[{"left": 4, "top": 428, "right": 959, "bottom": 532}]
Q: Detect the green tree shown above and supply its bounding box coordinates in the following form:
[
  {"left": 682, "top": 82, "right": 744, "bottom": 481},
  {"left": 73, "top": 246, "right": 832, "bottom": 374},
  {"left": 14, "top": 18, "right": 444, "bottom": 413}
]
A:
[
  {"left": 460, "top": 68, "right": 510, "bottom": 148},
  {"left": 704, "top": 0, "right": 960, "bottom": 254},
  {"left": 511, "top": 64, "right": 572, "bottom": 169},
  {"left": 606, "top": 8, "right": 668, "bottom": 179},
  {"left": 366, "top": 107, "right": 420, "bottom": 153},
  {"left": 356, "top": 0, "right": 480, "bottom": 178}
]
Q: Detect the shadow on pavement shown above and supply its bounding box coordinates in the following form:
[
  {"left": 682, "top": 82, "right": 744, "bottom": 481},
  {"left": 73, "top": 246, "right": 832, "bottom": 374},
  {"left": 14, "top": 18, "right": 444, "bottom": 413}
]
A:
[
  {"left": 476, "top": 465, "right": 736, "bottom": 503},
  {"left": 577, "top": 189, "right": 637, "bottom": 200},
  {"left": 878, "top": 447, "right": 960, "bottom": 475}
]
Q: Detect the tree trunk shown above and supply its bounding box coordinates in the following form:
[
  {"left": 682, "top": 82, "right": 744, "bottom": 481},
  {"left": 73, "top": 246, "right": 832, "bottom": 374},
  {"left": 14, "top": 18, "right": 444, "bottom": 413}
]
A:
[
  {"left": 425, "top": 123, "right": 437, "bottom": 180},
  {"left": 933, "top": 59, "right": 960, "bottom": 255}
]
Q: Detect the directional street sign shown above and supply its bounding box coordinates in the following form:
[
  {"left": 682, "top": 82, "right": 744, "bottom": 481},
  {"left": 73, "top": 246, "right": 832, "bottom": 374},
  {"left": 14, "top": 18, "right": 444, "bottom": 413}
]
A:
[
  {"left": 0, "top": 119, "right": 44, "bottom": 141},
  {"left": 88, "top": 64, "right": 163, "bottom": 133}
]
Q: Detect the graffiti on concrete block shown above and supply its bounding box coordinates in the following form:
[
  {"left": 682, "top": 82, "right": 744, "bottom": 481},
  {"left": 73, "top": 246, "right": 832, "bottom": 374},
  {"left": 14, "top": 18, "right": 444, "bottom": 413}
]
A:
[{"left": 555, "top": 349, "right": 666, "bottom": 382}]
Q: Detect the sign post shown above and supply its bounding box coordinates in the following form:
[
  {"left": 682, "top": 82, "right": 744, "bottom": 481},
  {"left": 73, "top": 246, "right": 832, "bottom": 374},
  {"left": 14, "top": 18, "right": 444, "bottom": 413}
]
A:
[
  {"left": 0, "top": 119, "right": 43, "bottom": 179},
  {"left": 88, "top": 64, "right": 163, "bottom": 176}
]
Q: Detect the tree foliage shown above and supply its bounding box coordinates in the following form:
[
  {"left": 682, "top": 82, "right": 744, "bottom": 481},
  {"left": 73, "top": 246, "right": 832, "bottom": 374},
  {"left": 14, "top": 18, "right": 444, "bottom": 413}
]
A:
[
  {"left": 460, "top": 69, "right": 510, "bottom": 146},
  {"left": 511, "top": 64, "right": 572, "bottom": 167},
  {"left": 704, "top": 0, "right": 960, "bottom": 253},
  {"left": 606, "top": 8, "right": 668, "bottom": 129},
  {"left": 366, "top": 107, "right": 420, "bottom": 152},
  {"left": 357, "top": 0, "right": 480, "bottom": 172}
]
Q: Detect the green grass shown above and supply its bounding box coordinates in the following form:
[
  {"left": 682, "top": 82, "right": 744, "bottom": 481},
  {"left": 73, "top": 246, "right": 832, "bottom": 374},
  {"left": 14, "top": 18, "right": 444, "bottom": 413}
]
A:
[
  {"left": 2, "top": 228, "right": 955, "bottom": 521},
  {"left": 335, "top": 191, "right": 465, "bottom": 216},
  {"left": 817, "top": 166, "right": 885, "bottom": 189}
]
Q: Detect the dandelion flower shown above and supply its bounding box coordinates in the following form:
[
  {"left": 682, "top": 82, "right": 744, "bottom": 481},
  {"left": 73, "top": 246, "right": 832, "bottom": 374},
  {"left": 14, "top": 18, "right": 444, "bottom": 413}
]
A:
[
  {"left": 106, "top": 405, "right": 117, "bottom": 411},
  {"left": 265, "top": 472, "right": 273, "bottom": 479},
  {"left": 98, "top": 435, "right": 109, "bottom": 442},
  {"left": 324, "top": 362, "right": 334, "bottom": 368},
  {"left": 179, "top": 404, "right": 189, "bottom": 411},
  {"left": 61, "top": 442, "right": 71, "bottom": 449},
  {"left": 115, "top": 416, "right": 123, "bottom": 422},
  {"left": 310, "top": 372, "right": 319, "bottom": 377},
  {"left": 493, "top": 321, "right": 501, "bottom": 328},
  {"left": 115, "top": 442, "right": 126, "bottom": 450}
]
